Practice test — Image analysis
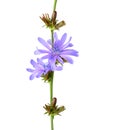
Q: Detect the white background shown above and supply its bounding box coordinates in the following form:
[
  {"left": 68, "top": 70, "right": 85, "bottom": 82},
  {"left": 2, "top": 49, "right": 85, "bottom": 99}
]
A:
[{"left": 0, "top": 0, "right": 113, "bottom": 130}]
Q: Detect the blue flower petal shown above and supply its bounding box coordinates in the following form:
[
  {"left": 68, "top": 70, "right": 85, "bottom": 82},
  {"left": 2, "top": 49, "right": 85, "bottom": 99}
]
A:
[
  {"left": 55, "top": 66, "right": 63, "bottom": 71},
  {"left": 61, "top": 56, "right": 74, "bottom": 64},
  {"left": 36, "top": 71, "right": 43, "bottom": 78},
  {"left": 30, "top": 60, "right": 37, "bottom": 67},
  {"left": 41, "top": 55, "right": 50, "bottom": 60},
  {"left": 30, "top": 74, "right": 34, "bottom": 80},
  {"left": 26, "top": 68, "right": 34, "bottom": 72},
  {"left": 61, "top": 33, "right": 67, "bottom": 44},
  {"left": 38, "top": 37, "right": 51, "bottom": 50},
  {"left": 54, "top": 32, "right": 58, "bottom": 41},
  {"left": 47, "top": 39, "right": 52, "bottom": 45},
  {"left": 34, "top": 49, "right": 49, "bottom": 55},
  {"left": 62, "top": 49, "right": 79, "bottom": 56},
  {"left": 57, "top": 56, "right": 64, "bottom": 64},
  {"left": 62, "top": 37, "right": 72, "bottom": 49}
]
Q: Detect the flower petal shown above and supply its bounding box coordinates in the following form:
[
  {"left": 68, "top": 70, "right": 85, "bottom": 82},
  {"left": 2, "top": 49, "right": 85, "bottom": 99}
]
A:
[
  {"left": 63, "top": 43, "right": 73, "bottom": 49},
  {"left": 34, "top": 49, "right": 49, "bottom": 55},
  {"left": 26, "top": 68, "right": 34, "bottom": 72},
  {"left": 57, "top": 56, "right": 64, "bottom": 64},
  {"left": 55, "top": 66, "right": 63, "bottom": 71},
  {"left": 49, "top": 57, "right": 57, "bottom": 70},
  {"left": 37, "top": 58, "right": 44, "bottom": 65},
  {"left": 30, "top": 60, "right": 37, "bottom": 67},
  {"left": 29, "top": 74, "right": 34, "bottom": 80},
  {"left": 41, "top": 55, "right": 50, "bottom": 60},
  {"left": 47, "top": 39, "right": 52, "bottom": 45},
  {"left": 62, "top": 37, "right": 72, "bottom": 49},
  {"left": 36, "top": 71, "right": 43, "bottom": 78},
  {"left": 61, "top": 49, "right": 79, "bottom": 56},
  {"left": 61, "top": 56, "right": 74, "bottom": 64},
  {"left": 61, "top": 33, "right": 67, "bottom": 44},
  {"left": 54, "top": 32, "right": 58, "bottom": 41},
  {"left": 38, "top": 37, "right": 51, "bottom": 50}
]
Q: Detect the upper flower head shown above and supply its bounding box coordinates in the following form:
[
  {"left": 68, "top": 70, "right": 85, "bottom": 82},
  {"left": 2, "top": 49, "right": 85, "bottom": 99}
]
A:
[
  {"left": 26, "top": 58, "right": 62, "bottom": 80},
  {"left": 34, "top": 32, "right": 79, "bottom": 69}
]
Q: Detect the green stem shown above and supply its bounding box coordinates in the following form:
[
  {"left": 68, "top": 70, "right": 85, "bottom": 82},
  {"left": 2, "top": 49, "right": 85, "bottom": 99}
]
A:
[
  {"left": 50, "top": 1, "right": 57, "bottom": 130},
  {"left": 50, "top": 30, "right": 54, "bottom": 130},
  {"left": 50, "top": 70, "right": 54, "bottom": 103},
  {"left": 51, "top": 30, "right": 54, "bottom": 47},
  {"left": 53, "top": 0, "right": 57, "bottom": 11},
  {"left": 50, "top": 109, "right": 54, "bottom": 130}
]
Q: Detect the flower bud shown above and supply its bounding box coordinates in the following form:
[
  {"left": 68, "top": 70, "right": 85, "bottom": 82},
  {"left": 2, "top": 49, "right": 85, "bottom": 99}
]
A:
[
  {"left": 55, "top": 21, "right": 66, "bottom": 29},
  {"left": 51, "top": 11, "right": 57, "bottom": 24},
  {"left": 51, "top": 97, "right": 57, "bottom": 107}
]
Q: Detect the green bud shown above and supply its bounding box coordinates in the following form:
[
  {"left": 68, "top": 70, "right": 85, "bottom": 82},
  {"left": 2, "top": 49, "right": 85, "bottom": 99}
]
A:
[
  {"left": 55, "top": 20, "right": 66, "bottom": 29},
  {"left": 40, "top": 12, "right": 66, "bottom": 31},
  {"left": 43, "top": 98, "right": 65, "bottom": 116}
]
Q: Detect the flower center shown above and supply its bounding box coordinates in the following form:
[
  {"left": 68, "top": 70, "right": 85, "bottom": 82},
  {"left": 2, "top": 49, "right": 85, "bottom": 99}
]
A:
[{"left": 53, "top": 43, "right": 61, "bottom": 55}]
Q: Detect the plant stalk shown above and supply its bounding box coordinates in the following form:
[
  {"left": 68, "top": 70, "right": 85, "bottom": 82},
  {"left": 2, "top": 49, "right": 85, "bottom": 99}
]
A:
[
  {"left": 50, "top": 30, "right": 54, "bottom": 130},
  {"left": 50, "top": 1, "right": 57, "bottom": 130},
  {"left": 53, "top": 0, "right": 57, "bottom": 11}
]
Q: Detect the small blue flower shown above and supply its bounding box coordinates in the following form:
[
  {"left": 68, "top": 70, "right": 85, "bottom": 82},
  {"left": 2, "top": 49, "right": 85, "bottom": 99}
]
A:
[
  {"left": 26, "top": 58, "right": 62, "bottom": 80},
  {"left": 34, "top": 32, "right": 78, "bottom": 69}
]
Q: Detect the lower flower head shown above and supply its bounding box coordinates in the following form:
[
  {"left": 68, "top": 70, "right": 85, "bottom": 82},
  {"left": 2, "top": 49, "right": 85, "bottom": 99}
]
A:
[{"left": 26, "top": 58, "right": 62, "bottom": 80}]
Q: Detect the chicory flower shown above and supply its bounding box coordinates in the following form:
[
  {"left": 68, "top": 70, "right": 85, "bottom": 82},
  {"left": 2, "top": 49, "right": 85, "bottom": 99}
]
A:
[
  {"left": 34, "top": 32, "right": 78, "bottom": 69},
  {"left": 26, "top": 58, "right": 62, "bottom": 80}
]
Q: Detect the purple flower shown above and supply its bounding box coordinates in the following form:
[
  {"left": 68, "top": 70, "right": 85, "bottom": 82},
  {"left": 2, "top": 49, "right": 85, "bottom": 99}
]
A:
[
  {"left": 26, "top": 58, "right": 62, "bottom": 80},
  {"left": 34, "top": 32, "right": 78, "bottom": 69}
]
